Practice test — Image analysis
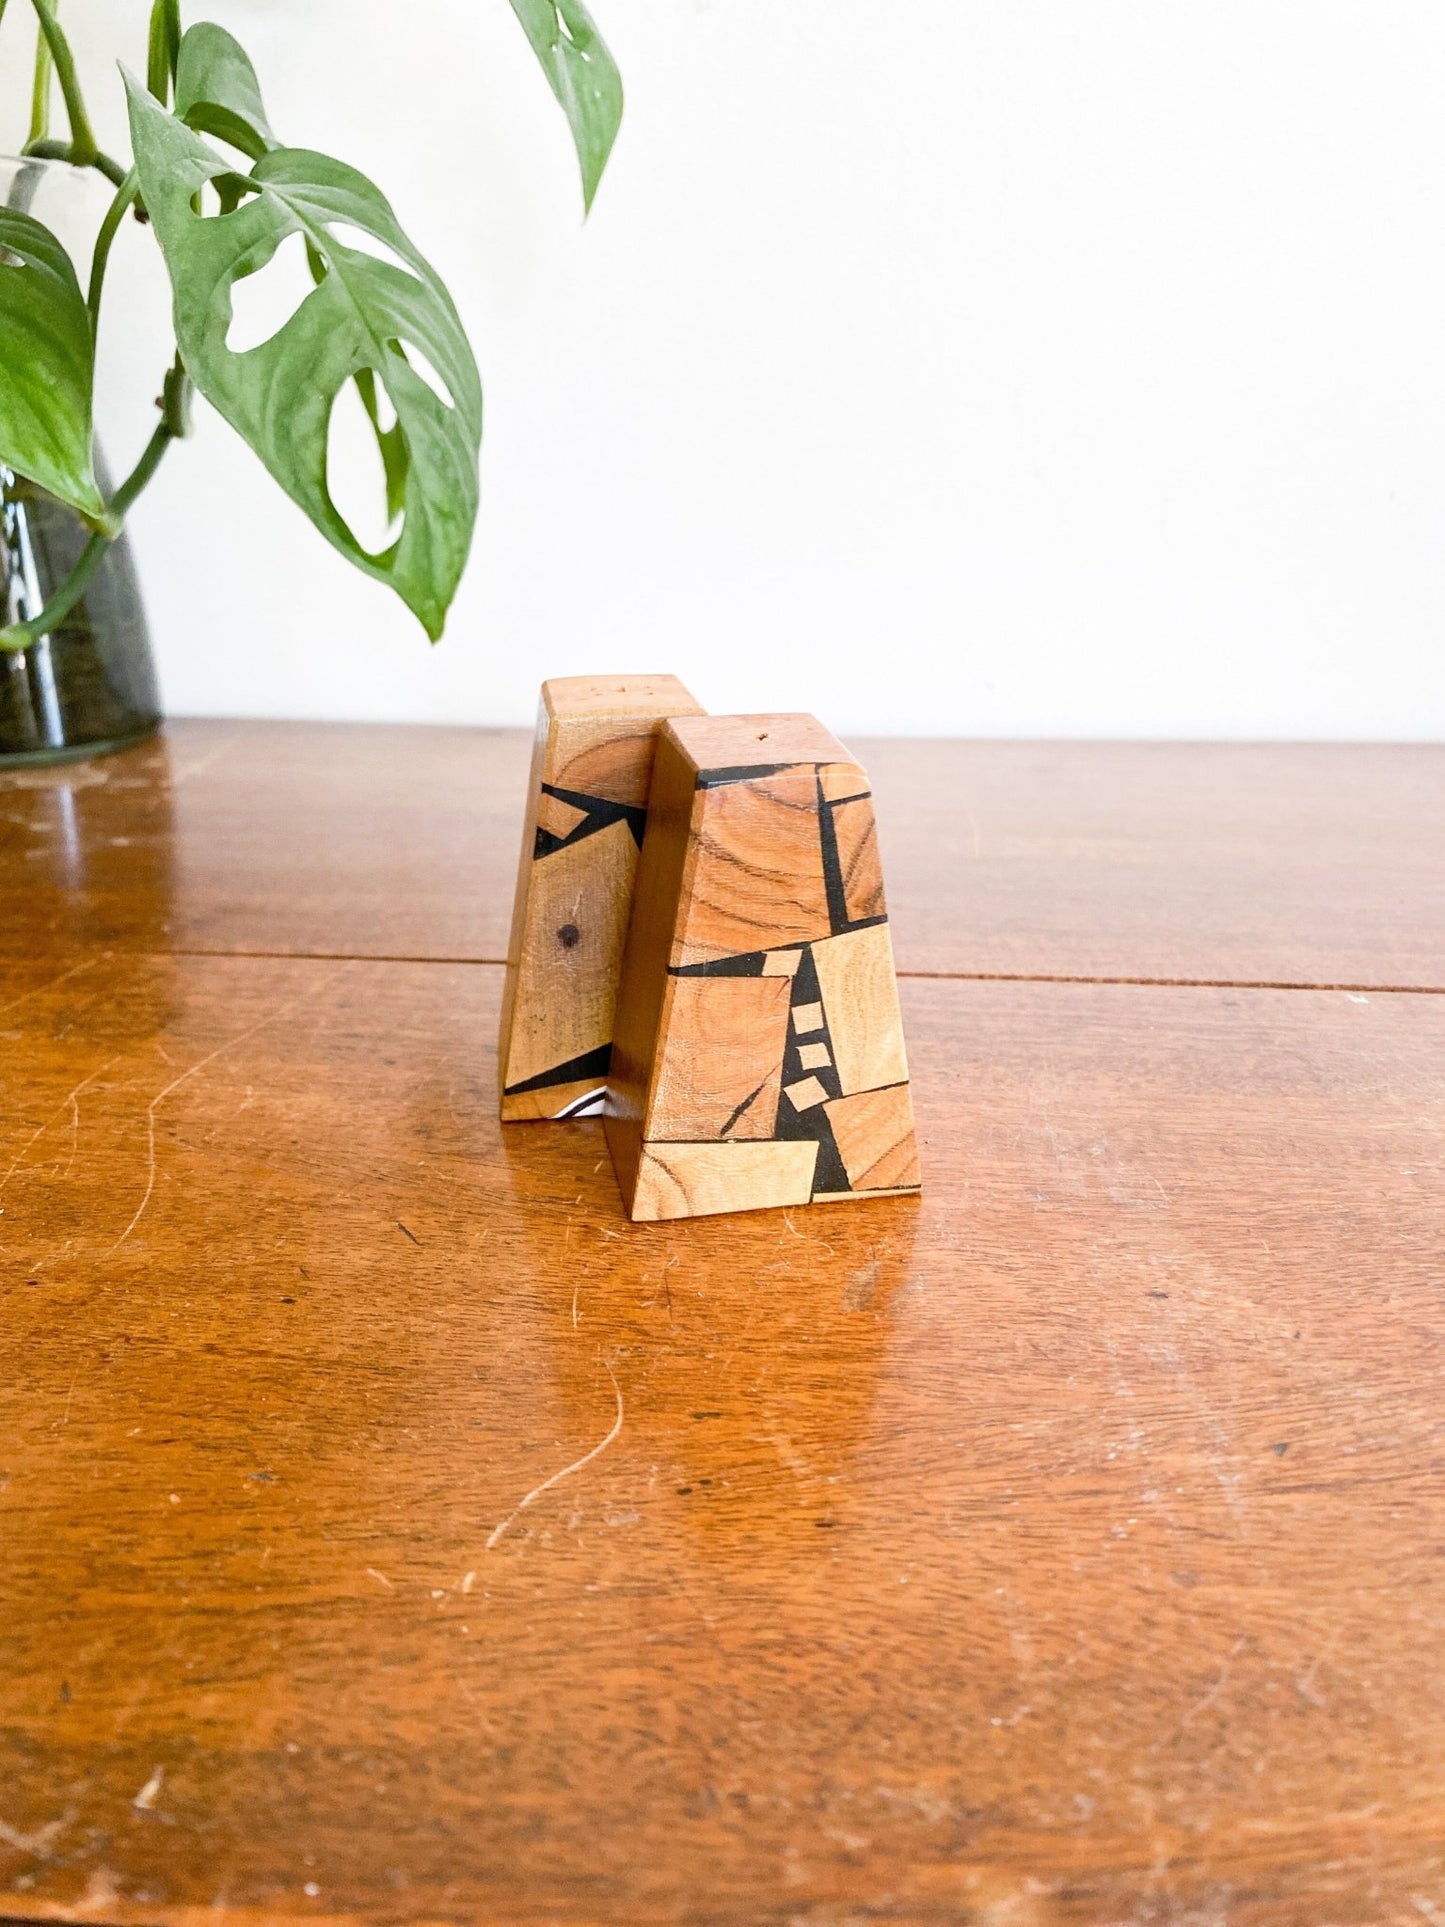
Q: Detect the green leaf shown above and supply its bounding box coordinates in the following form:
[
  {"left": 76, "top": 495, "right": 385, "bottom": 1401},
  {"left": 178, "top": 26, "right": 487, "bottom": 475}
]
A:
[
  {"left": 174, "top": 33, "right": 417, "bottom": 567},
  {"left": 125, "top": 69, "right": 482, "bottom": 641},
  {"left": 174, "top": 22, "right": 275, "bottom": 160},
  {"left": 0, "top": 207, "right": 110, "bottom": 529},
  {"left": 508, "top": 0, "right": 623, "bottom": 213}
]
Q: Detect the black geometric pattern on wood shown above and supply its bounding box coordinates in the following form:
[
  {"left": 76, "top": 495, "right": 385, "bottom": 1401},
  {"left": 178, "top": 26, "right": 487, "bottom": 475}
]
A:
[
  {"left": 771, "top": 944, "right": 850, "bottom": 1194},
  {"left": 533, "top": 784, "right": 647, "bottom": 861},
  {"left": 503, "top": 1041, "right": 613, "bottom": 1098}
]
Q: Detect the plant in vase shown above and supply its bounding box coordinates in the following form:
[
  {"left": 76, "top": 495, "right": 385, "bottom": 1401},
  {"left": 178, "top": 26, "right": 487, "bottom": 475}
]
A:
[{"left": 0, "top": 0, "right": 621, "bottom": 762}]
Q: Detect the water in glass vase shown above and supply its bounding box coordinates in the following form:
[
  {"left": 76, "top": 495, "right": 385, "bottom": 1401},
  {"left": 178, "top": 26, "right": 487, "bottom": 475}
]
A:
[{"left": 1, "top": 462, "right": 161, "bottom": 765}]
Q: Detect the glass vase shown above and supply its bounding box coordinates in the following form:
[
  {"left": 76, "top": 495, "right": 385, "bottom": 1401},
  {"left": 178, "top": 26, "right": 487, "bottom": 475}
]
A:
[
  {"left": 1, "top": 155, "right": 162, "bottom": 766},
  {"left": 1, "top": 463, "right": 161, "bottom": 764}
]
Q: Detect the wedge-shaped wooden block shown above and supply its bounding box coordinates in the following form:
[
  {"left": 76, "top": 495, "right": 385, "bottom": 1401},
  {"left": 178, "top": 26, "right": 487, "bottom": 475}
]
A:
[
  {"left": 499, "top": 676, "right": 704, "bottom": 1120},
  {"left": 605, "top": 713, "right": 921, "bottom": 1220}
]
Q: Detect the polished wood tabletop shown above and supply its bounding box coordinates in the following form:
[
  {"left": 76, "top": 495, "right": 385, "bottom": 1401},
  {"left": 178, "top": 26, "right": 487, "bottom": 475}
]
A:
[{"left": 1, "top": 722, "right": 1441, "bottom": 1926}]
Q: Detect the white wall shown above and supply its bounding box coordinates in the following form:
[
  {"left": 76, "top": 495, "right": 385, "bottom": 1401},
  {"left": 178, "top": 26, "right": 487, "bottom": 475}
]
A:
[{"left": 7, "top": 0, "right": 1445, "bottom": 738}]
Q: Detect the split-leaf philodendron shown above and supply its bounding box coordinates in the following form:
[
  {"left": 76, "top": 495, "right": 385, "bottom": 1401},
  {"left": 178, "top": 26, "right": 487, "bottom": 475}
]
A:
[{"left": 0, "top": 0, "right": 621, "bottom": 647}]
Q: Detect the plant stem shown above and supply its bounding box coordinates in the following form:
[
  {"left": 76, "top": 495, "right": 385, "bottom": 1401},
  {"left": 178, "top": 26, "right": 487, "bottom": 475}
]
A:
[
  {"left": 0, "top": 368, "right": 190, "bottom": 654},
  {"left": 19, "top": 137, "right": 129, "bottom": 190},
  {"left": 1, "top": 527, "right": 108, "bottom": 650},
  {"left": 87, "top": 169, "right": 139, "bottom": 332},
  {"left": 26, "top": 0, "right": 96, "bottom": 167},
  {"left": 28, "top": 7, "right": 53, "bottom": 145},
  {"left": 146, "top": 0, "right": 181, "bottom": 102}
]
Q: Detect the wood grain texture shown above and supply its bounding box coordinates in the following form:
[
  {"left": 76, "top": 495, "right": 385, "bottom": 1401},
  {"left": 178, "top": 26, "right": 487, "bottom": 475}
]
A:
[
  {"left": 497, "top": 678, "right": 703, "bottom": 1120},
  {"left": 824, "top": 1084, "right": 920, "bottom": 1190},
  {"left": 604, "top": 718, "right": 918, "bottom": 1220},
  {"left": 647, "top": 974, "right": 793, "bottom": 1140},
  {"left": 832, "top": 794, "right": 886, "bottom": 924},
  {"left": 675, "top": 766, "right": 834, "bottom": 965},
  {"left": 632, "top": 1136, "right": 819, "bottom": 1218},
  {"left": 1, "top": 726, "right": 1441, "bottom": 988},
  {"left": 497, "top": 819, "right": 636, "bottom": 1105},
  {"left": 1, "top": 954, "right": 1442, "bottom": 1923},
  {"left": 811, "top": 925, "right": 912, "bottom": 1096}
]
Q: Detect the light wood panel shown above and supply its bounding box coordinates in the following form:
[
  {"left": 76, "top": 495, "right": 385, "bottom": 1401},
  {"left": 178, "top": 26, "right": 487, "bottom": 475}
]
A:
[
  {"left": 3, "top": 724, "right": 1441, "bottom": 988},
  {"left": 1, "top": 953, "right": 1442, "bottom": 1923},
  {"left": 646, "top": 974, "right": 794, "bottom": 1140}
]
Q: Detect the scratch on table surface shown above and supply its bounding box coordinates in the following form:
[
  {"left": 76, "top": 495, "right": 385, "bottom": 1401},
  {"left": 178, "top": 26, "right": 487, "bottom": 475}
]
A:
[
  {"left": 365, "top": 1568, "right": 393, "bottom": 1589},
  {"left": 0, "top": 957, "right": 96, "bottom": 1026},
  {"left": 132, "top": 1766, "right": 164, "bottom": 1812},
  {"left": 1296, "top": 1624, "right": 1343, "bottom": 1709},
  {"left": 1179, "top": 1637, "right": 1247, "bottom": 1729},
  {"left": 109, "top": 973, "right": 342, "bottom": 1254},
  {"left": 81, "top": 1865, "right": 120, "bottom": 1911},
  {"left": 0, "top": 1054, "right": 121, "bottom": 1201},
  {"left": 0, "top": 1811, "right": 72, "bottom": 1856},
  {"left": 169, "top": 731, "right": 244, "bottom": 786},
  {"left": 62, "top": 1090, "right": 82, "bottom": 1178},
  {"left": 486, "top": 1358, "right": 624, "bottom": 1551}
]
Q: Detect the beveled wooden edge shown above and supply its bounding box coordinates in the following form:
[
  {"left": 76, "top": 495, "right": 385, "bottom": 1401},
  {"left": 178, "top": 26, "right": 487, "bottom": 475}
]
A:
[
  {"left": 663, "top": 712, "right": 854, "bottom": 776},
  {"left": 541, "top": 674, "right": 701, "bottom": 721},
  {"left": 496, "top": 700, "right": 554, "bottom": 1104},
  {"left": 604, "top": 727, "right": 704, "bottom": 1193}
]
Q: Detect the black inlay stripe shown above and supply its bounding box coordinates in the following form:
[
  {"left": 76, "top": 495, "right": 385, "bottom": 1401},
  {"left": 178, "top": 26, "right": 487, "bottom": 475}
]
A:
[
  {"left": 669, "top": 952, "right": 768, "bottom": 978},
  {"left": 694, "top": 762, "right": 798, "bottom": 789},
  {"left": 504, "top": 1042, "right": 613, "bottom": 1097},
  {"left": 818, "top": 774, "right": 850, "bottom": 936},
  {"left": 719, "top": 1078, "right": 770, "bottom": 1136}
]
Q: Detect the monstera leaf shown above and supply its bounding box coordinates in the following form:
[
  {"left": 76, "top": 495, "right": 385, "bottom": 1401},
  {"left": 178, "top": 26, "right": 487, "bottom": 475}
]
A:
[
  {"left": 174, "top": 22, "right": 275, "bottom": 159},
  {"left": 509, "top": 0, "right": 623, "bottom": 212},
  {"left": 125, "top": 68, "right": 481, "bottom": 639},
  {"left": 171, "top": 28, "right": 405, "bottom": 519},
  {"left": 0, "top": 207, "right": 110, "bottom": 529}
]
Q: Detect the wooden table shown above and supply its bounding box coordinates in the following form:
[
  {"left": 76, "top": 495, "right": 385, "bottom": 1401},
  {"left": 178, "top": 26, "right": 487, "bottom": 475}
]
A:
[{"left": 1, "top": 722, "right": 1441, "bottom": 1926}]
